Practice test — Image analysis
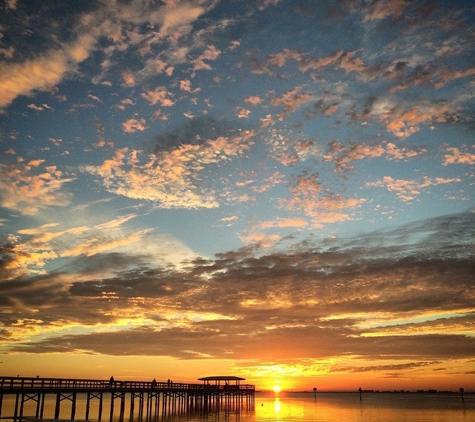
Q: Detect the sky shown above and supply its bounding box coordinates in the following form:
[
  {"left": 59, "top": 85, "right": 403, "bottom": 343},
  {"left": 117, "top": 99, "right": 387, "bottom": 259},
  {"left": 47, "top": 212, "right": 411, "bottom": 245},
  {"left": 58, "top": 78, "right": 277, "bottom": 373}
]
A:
[{"left": 0, "top": 0, "right": 474, "bottom": 392}]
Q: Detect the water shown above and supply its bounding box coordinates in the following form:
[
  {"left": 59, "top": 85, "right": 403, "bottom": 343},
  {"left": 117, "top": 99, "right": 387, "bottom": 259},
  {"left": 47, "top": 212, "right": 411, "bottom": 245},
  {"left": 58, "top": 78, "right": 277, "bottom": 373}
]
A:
[
  {"left": 2, "top": 391, "right": 473, "bottom": 422},
  {"left": 251, "top": 392, "right": 474, "bottom": 422}
]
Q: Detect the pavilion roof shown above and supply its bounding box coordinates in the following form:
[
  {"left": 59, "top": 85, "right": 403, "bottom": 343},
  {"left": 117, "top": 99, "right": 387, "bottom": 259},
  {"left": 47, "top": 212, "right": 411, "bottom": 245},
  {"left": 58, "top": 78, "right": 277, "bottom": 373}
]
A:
[{"left": 198, "top": 376, "right": 246, "bottom": 381}]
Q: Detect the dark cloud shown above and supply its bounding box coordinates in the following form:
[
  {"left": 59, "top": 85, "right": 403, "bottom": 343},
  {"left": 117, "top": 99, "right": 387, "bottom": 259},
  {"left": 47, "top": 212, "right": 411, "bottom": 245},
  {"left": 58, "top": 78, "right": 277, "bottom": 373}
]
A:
[
  {"left": 334, "top": 361, "right": 442, "bottom": 373},
  {"left": 12, "top": 322, "right": 475, "bottom": 362},
  {"left": 151, "top": 116, "right": 251, "bottom": 154},
  {"left": 3, "top": 211, "right": 474, "bottom": 366}
]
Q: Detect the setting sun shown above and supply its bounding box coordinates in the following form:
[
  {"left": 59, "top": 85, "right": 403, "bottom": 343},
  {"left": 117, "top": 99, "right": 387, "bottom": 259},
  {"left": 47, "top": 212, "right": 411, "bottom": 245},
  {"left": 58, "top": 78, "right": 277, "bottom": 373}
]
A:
[{"left": 273, "top": 385, "right": 282, "bottom": 393}]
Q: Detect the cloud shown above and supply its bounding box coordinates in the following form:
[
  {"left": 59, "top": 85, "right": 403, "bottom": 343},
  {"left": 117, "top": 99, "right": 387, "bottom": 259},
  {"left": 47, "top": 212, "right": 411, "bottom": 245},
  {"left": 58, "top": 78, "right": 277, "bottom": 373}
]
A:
[
  {"left": 325, "top": 140, "right": 426, "bottom": 174},
  {"left": 0, "top": 234, "right": 59, "bottom": 280},
  {"left": 192, "top": 45, "right": 221, "bottom": 71},
  {"left": 245, "top": 96, "right": 262, "bottom": 106},
  {"left": 3, "top": 220, "right": 118, "bottom": 280},
  {"left": 0, "top": 160, "right": 74, "bottom": 215},
  {"left": 0, "top": 0, "right": 216, "bottom": 107},
  {"left": 6, "top": 0, "right": 18, "bottom": 9},
  {"left": 159, "top": 1, "right": 208, "bottom": 36},
  {"left": 179, "top": 79, "right": 200, "bottom": 93},
  {"left": 281, "top": 172, "right": 365, "bottom": 224},
  {"left": 239, "top": 232, "right": 281, "bottom": 248},
  {"left": 61, "top": 229, "right": 153, "bottom": 258},
  {"left": 221, "top": 215, "right": 238, "bottom": 222},
  {"left": 122, "top": 118, "right": 147, "bottom": 133},
  {"left": 266, "top": 130, "right": 321, "bottom": 166},
  {"left": 141, "top": 87, "right": 175, "bottom": 106},
  {"left": 260, "top": 114, "right": 274, "bottom": 127},
  {"left": 87, "top": 94, "right": 102, "bottom": 103},
  {"left": 0, "top": 33, "right": 96, "bottom": 108},
  {"left": 258, "top": 0, "right": 283, "bottom": 10},
  {"left": 2, "top": 211, "right": 474, "bottom": 365},
  {"left": 366, "top": 175, "right": 461, "bottom": 202},
  {"left": 82, "top": 130, "right": 255, "bottom": 208},
  {"left": 443, "top": 146, "right": 475, "bottom": 166},
  {"left": 259, "top": 218, "right": 308, "bottom": 228},
  {"left": 0, "top": 212, "right": 195, "bottom": 281},
  {"left": 363, "top": 0, "right": 410, "bottom": 21},
  {"left": 271, "top": 86, "right": 313, "bottom": 119},
  {"left": 370, "top": 100, "right": 452, "bottom": 137},
  {"left": 237, "top": 107, "right": 251, "bottom": 119}
]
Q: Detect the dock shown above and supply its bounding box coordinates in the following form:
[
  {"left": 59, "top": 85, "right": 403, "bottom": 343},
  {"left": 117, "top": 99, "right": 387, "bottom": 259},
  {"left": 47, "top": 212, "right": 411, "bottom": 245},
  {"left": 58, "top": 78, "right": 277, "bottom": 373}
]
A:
[{"left": 0, "top": 376, "right": 255, "bottom": 420}]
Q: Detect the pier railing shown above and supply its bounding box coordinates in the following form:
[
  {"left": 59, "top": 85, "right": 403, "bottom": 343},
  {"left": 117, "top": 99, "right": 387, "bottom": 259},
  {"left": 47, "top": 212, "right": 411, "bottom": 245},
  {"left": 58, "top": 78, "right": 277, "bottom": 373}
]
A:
[{"left": 0, "top": 376, "right": 255, "bottom": 392}]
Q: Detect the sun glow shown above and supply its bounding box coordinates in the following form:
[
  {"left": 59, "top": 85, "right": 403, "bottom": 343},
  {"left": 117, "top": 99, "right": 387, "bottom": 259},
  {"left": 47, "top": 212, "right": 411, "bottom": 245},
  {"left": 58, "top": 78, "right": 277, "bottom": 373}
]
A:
[{"left": 273, "top": 385, "right": 281, "bottom": 393}]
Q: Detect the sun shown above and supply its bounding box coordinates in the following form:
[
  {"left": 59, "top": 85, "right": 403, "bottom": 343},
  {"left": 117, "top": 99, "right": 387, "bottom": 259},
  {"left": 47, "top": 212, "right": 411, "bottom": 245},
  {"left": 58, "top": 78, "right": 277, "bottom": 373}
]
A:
[{"left": 273, "top": 385, "right": 281, "bottom": 393}]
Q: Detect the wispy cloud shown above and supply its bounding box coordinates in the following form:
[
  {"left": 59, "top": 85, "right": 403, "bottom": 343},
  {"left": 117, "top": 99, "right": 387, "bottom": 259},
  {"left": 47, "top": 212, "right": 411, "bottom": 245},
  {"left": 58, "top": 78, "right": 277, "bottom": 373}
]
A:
[
  {"left": 0, "top": 160, "right": 74, "bottom": 215},
  {"left": 366, "top": 176, "right": 461, "bottom": 202}
]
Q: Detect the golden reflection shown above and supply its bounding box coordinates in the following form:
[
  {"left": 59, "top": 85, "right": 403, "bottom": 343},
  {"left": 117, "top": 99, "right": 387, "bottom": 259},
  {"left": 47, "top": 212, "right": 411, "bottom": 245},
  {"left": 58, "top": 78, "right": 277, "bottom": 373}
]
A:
[{"left": 257, "top": 396, "right": 306, "bottom": 420}]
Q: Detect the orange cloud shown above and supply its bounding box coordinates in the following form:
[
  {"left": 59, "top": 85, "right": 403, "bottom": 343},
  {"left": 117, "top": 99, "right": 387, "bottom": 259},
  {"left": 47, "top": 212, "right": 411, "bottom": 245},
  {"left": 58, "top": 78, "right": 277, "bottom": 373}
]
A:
[
  {"left": 259, "top": 218, "right": 308, "bottom": 228},
  {"left": 122, "top": 118, "right": 147, "bottom": 133},
  {"left": 83, "top": 132, "right": 255, "bottom": 208},
  {"left": 237, "top": 107, "right": 251, "bottom": 118},
  {"left": 0, "top": 34, "right": 95, "bottom": 108},
  {"left": 141, "top": 87, "right": 175, "bottom": 106},
  {"left": 179, "top": 79, "right": 200, "bottom": 93},
  {"left": 325, "top": 140, "right": 426, "bottom": 173},
  {"left": 245, "top": 96, "right": 262, "bottom": 105},
  {"left": 193, "top": 45, "right": 221, "bottom": 71},
  {"left": 366, "top": 175, "right": 461, "bottom": 202},
  {"left": 283, "top": 172, "right": 365, "bottom": 225},
  {"left": 443, "top": 146, "right": 475, "bottom": 165},
  {"left": 271, "top": 86, "right": 313, "bottom": 119},
  {"left": 0, "top": 161, "right": 74, "bottom": 215},
  {"left": 240, "top": 232, "right": 281, "bottom": 248},
  {"left": 372, "top": 101, "right": 452, "bottom": 137}
]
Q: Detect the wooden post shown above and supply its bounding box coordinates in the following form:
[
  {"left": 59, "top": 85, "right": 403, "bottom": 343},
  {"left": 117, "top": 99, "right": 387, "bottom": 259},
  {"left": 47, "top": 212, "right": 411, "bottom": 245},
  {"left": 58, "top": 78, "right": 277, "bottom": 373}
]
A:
[
  {"left": 13, "top": 392, "right": 19, "bottom": 421},
  {"left": 109, "top": 392, "right": 115, "bottom": 422},
  {"left": 40, "top": 392, "right": 46, "bottom": 418},
  {"left": 129, "top": 393, "right": 135, "bottom": 421},
  {"left": 19, "top": 393, "right": 25, "bottom": 420},
  {"left": 460, "top": 387, "right": 465, "bottom": 403},
  {"left": 146, "top": 391, "right": 150, "bottom": 420},
  {"left": 71, "top": 392, "right": 77, "bottom": 420},
  {"left": 313, "top": 387, "right": 317, "bottom": 399},
  {"left": 119, "top": 392, "right": 125, "bottom": 422},
  {"left": 358, "top": 387, "right": 362, "bottom": 401},
  {"left": 54, "top": 392, "right": 61, "bottom": 419},
  {"left": 86, "top": 392, "right": 91, "bottom": 420},
  {"left": 35, "top": 393, "right": 41, "bottom": 418},
  {"left": 98, "top": 392, "right": 103, "bottom": 421},
  {"left": 138, "top": 392, "right": 144, "bottom": 420}
]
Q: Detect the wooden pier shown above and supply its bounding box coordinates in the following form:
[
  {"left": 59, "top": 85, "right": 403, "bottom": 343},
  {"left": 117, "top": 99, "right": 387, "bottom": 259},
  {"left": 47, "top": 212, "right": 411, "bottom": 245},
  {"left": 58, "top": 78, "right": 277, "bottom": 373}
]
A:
[{"left": 0, "top": 376, "right": 255, "bottom": 421}]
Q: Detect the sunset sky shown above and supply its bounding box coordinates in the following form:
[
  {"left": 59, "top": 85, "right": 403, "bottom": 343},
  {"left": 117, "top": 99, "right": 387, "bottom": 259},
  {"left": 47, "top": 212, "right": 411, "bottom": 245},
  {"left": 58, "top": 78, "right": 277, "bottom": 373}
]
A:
[{"left": 0, "top": 0, "right": 474, "bottom": 392}]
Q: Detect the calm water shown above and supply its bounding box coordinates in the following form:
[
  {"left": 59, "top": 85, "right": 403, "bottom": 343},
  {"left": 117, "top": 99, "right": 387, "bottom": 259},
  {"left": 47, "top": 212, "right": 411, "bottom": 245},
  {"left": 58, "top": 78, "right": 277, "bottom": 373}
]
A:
[
  {"left": 2, "top": 391, "right": 473, "bottom": 422},
  {"left": 250, "top": 392, "right": 474, "bottom": 422}
]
